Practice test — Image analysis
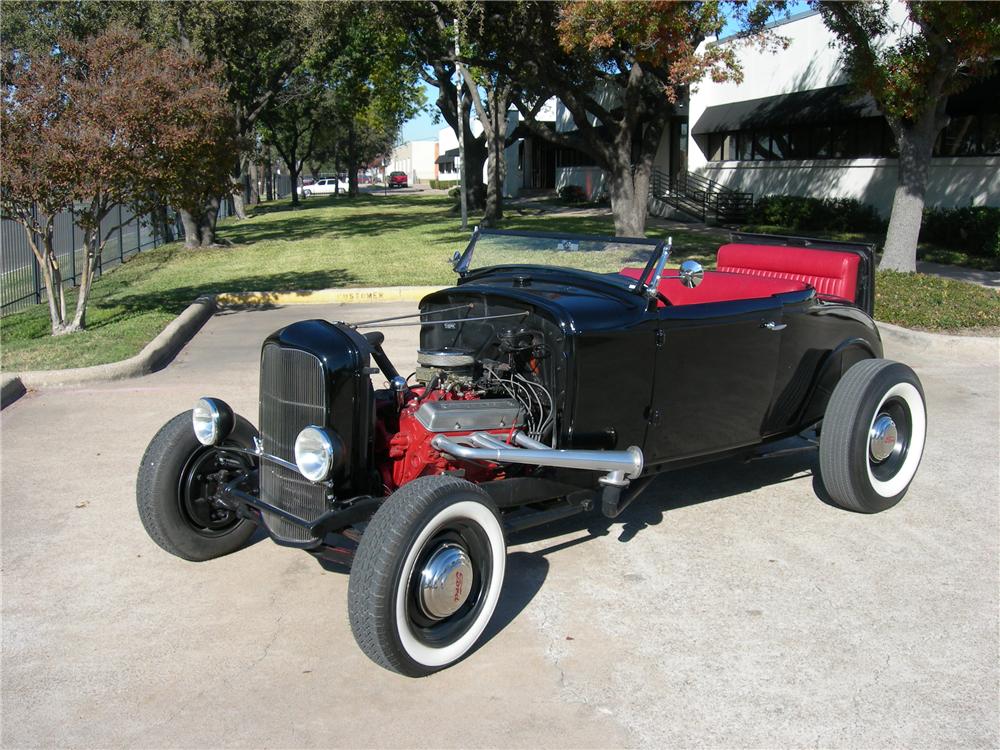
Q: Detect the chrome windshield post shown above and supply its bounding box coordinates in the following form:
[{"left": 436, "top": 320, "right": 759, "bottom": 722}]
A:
[{"left": 645, "top": 236, "right": 672, "bottom": 300}]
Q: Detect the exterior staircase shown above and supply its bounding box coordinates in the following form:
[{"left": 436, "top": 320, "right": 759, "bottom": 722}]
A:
[{"left": 650, "top": 167, "right": 753, "bottom": 225}]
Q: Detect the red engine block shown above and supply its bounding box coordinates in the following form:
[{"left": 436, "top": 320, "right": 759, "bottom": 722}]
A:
[{"left": 375, "top": 387, "right": 509, "bottom": 493}]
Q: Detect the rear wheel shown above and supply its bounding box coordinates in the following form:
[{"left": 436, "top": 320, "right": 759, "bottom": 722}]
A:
[
  {"left": 348, "top": 476, "right": 506, "bottom": 676},
  {"left": 137, "top": 411, "right": 258, "bottom": 561},
  {"left": 303, "top": 189, "right": 312, "bottom": 198},
  {"left": 819, "top": 359, "right": 927, "bottom": 513}
]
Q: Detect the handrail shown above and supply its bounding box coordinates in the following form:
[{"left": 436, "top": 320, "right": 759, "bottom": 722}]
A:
[{"left": 649, "top": 166, "right": 753, "bottom": 224}]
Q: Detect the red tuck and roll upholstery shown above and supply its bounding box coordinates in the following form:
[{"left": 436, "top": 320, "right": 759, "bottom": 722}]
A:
[
  {"left": 716, "top": 244, "right": 859, "bottom": 303},
  {"left": 619, "top": 243, "right": 860, "bottom": 307}
]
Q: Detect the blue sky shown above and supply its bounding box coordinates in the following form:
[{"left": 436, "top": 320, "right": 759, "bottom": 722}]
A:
[{"left": 399, "top": 1, "right": 810, "bottom": 144}]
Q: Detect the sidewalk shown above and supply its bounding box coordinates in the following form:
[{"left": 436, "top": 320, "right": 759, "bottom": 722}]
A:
[{"left": 916, "top": 260, "right": 1000, "bottom": 290}]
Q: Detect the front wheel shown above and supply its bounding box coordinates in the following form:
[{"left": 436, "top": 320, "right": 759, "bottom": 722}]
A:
[
  {"left": 137, "top": 411, "right": 259, "bottom": 561},
  {"left": 819, "top": 359, "right": 927, "bottom": 513},
  {"left": 348, "top": 476, "right": 507, "bottom": 677}
]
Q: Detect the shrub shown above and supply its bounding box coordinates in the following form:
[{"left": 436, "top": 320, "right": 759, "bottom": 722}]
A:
[
  {"left": 429, "top": 179, "right": 459, "bottom": 190},
  {"left": 557, "top": 184, "right": 588, "bottom": 204},
  {"left": 748, "top": 195, "right": 886, "bottom": 233},
  {"left": 920, "top": 206, "right": 1000, "bottom": 258},
  {"left": 447, "top": 185, "right": 461, "bottom": 199}
]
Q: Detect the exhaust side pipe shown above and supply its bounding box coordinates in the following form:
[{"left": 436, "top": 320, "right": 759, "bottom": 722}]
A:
[{"left": 431, "top": 431, "right": 643, "bottom": 486}]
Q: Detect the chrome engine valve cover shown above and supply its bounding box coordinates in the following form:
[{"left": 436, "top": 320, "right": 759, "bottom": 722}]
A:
[{"left": 414, "top": 399, "right": 524, "bottom": 433}]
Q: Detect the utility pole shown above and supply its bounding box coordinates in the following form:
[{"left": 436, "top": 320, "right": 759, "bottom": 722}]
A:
[{"left": 454, "top": 18, "right": 468, "bottom": 229}]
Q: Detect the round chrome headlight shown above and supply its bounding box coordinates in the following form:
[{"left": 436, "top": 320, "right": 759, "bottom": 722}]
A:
[
  {"left": 192, "top": 397, "right": 233, "bottom": 446},
  {"left": 294, "top": 426, "right": 340, "bottom": 482}
]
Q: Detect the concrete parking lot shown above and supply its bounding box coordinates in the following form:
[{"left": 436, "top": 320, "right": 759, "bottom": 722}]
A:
[{"left": 2, "top": 303, "right": 997, "bottom": 748}]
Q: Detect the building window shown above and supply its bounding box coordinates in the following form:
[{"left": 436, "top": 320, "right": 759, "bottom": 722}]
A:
[
  {"left": 554, "top": 146, "right": 596, "bottom": 168},
  {"left": 981, "top": 114, "right": 1000, "bottom": 156}
]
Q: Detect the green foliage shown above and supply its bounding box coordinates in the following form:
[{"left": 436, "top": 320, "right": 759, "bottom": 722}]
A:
[
  {"left": 748, "top": 196, "right": 886, "bottom": 233},
  {"left": 430, "top": 180, "right": 460, "bottom": 190},
  {"left": 875, "top": 270, "right": 1000, "bottom": 330},
  {"left": 920, "top": 206, "right": 1000, "bottom": 259},
  {"left": 817, "top": 1, "right": 1000, "bottom": 125},
  {"left": 557, "top": 185, "right": 588, "bottom": 204}
]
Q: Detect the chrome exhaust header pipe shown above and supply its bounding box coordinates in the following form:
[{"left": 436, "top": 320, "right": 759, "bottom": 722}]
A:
[{"left": 431, "top": 431, "right": 644, "bottom": 486}]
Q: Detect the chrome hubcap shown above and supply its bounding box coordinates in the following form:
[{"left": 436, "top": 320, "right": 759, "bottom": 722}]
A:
[
  {"left": 869, "top": 414, "right": 898, "bottom": 463},
  {"left": 418, "top": 543, "right": 473, "bottom": 620}
]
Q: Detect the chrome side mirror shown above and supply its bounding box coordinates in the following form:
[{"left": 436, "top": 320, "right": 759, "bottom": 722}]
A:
[
  {"left": 451, "top": 250, "right": 462, "bottom": 269},
  {"left": 678, "top": 260, "right": 704, "bottom": 288}
]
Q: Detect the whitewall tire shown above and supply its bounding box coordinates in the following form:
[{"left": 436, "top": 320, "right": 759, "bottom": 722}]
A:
[
  {"left": 819, "top": 358, "right": 927, "bottom": 513},
  {"left": 348, "top": 476, "right": 506, "bottom": 676}
]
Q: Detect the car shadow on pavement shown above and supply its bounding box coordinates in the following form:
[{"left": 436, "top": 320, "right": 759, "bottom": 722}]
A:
[{"left": 469, "top": 551, "right": 550, "bottom": 657}]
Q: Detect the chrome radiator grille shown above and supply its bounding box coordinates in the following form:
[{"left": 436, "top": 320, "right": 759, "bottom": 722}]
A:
[{"left": 259, "top": 344, "right": 326, "bottom": 542}]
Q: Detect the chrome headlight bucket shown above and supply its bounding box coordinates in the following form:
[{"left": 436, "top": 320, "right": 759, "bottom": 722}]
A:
[
  {"left": 192, "top": 397, "right": 234, "bottom": 446},
  {"left": 294, "top": 426, "right": 343, "bottom": 482}
]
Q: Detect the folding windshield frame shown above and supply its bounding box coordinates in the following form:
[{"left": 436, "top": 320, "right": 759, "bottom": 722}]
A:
[{"left": 452, "top": 227, "right": 667, "bottom": 296}]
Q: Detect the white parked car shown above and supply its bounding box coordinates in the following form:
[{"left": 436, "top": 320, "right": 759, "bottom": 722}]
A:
[{"left": 299, "top": 178, "right": 349, "bottom": 197}]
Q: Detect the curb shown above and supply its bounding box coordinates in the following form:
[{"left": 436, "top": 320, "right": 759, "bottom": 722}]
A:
[
  {"left": 215, "top": 286, "right": 446, "bottom": 307},
  {"left": 1, "top": 374, "right": 26, "bottom": 409},
  {"left": 4, "top": 286, "right": 441, "bottom": 394},
  {"left": 14, "top": 296, "right": 217, "bottom": 390}
]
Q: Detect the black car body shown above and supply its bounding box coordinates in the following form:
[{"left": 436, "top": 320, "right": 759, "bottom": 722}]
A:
[{"left": 138, "top": 229, "right": 926, "bottom": 676}]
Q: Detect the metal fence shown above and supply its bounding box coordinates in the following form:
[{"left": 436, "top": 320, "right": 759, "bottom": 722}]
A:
[{"left": 1, "top": 174, "right": 293, "bottom": 317}]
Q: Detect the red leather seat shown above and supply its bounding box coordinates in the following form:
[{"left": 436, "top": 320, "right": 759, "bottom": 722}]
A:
[
  {"left": 618, "top": 267, "right": 807, "bottom": 307},
  {"left": 716, "top": 243, "right": 859, "bottom": 303}
]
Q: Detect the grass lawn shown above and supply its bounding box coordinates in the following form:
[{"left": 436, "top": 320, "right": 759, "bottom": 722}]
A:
[
  {"left": 2, "top": 194, "right": 996, "bottom": 372},
  {"left": 0, "top": 194, "right": 725, "bottom": 371}
]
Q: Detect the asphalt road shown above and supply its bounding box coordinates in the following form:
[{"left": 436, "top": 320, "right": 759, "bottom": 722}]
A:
[{"left": 2, "top": 303, "right": 997, "bottom": 749}]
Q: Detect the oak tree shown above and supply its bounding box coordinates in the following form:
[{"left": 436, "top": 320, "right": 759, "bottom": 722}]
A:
[{"left": 817, "top": 1, "right": 1000, "bottom": 271}]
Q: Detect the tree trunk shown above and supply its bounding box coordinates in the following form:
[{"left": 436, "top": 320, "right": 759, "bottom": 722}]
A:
[
  {"left": 880, "top": 119, "right": 938, "bottom": 272},
  {"left": 231, "top": 157, "right": 248, "bottom": 220},
  {"left": 201, "top": 197, "right": 219, "bottom": 246},
  {"left": 249, "top": 161, "right": 260, "bottom": 205},
  {"left": 484, "top": 142, "right": 503, "bottom": 226},
  {"left": 288, "top": 160, "right": 301, "bottom": 207},
  {"left": 608, "top": 160, "right": 651, "bottom": 237},
  {"left": 41, "top": 251, "right": 68, "bottom": 334},
  {"left": 153, "top": 203, "right": 175, "bottom": 244},
  {"left": 265, "top": 155, "right": 274, "bottom": 202},
  {"left": 68, "top": 228, "right": 100, "bottom": 332},
  {"left": 179, "top": 209, "right": 201, "bottom": 249},
  {"left": 463, "top": 139, "right": 487, "bottom": 211},
  {"left": 347, "top": 124, "right": 359, "bottom": 198},
  {"left": 233, "top": 190, "right": 247, "bottom": 220}
]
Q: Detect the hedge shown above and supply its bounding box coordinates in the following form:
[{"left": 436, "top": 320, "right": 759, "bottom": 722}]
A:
[
  {"left": 748, "top": 195, "right": 886, "bottom": 233},
  {"left": 920, "top": 206, "right": 1000, "bottom": 258},
  {"left": 429, "top": 179, "right": 459, "bottom": 190}
]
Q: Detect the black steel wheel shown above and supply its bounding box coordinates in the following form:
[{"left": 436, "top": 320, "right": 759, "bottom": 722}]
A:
[
  {"left": 137, "top": 411, "right": 258, "bottom": 561},
  {"left": 348, "top": 475, "right": 506, "bottom": 677},
  {"left": 819, "top": 358, "right": 927, "bottom": 513}
]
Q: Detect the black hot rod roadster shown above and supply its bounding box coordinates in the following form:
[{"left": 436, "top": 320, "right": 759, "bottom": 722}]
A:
[{"left": 137, "top": 229, "right": 926, "bottom": 676}]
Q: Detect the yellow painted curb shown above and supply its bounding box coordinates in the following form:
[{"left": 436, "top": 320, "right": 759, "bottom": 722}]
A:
[{"left": 215, "top": 286, "right": 447, "bottom": 307}]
